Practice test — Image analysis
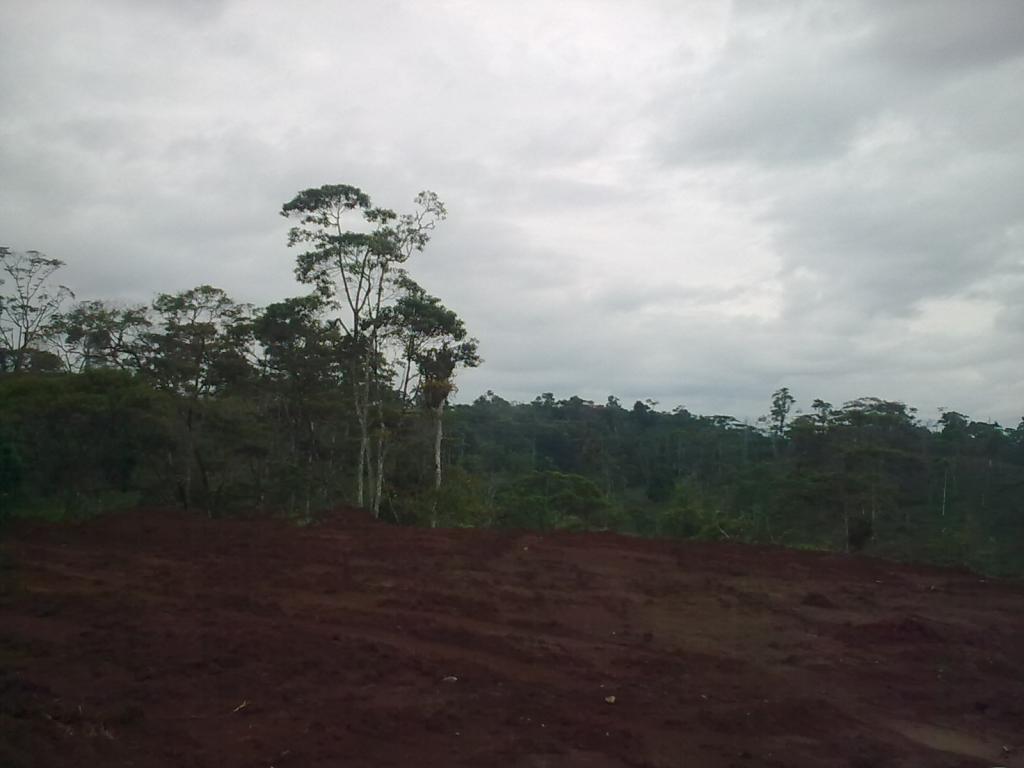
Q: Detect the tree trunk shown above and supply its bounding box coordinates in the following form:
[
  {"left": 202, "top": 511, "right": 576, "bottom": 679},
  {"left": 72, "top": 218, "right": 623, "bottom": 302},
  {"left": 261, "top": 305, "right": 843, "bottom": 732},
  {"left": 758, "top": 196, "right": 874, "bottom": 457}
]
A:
[
  {"left": 373, "top": 428, "right": 385, "bottom": 518},
  {"left": 194, "top": 446, "right": 211, "bottom": 516},
  {"left": 183, "top": 405, "right": 195, "bottom": 510},
  {"left": 354, "top": 382, "right": 368, "bottom": 508},
  {"left": 305, "top": 418, "right": 315, "bottom": 520},
  {"left": 434, "top": 401, "right": 444, "bottom": 491}
]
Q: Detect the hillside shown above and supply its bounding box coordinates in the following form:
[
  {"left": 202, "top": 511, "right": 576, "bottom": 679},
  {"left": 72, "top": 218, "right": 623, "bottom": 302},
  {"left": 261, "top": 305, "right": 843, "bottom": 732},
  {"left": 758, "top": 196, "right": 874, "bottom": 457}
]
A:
[{"left": 2, "top": 510, "right": 1023, "bottom": 767}]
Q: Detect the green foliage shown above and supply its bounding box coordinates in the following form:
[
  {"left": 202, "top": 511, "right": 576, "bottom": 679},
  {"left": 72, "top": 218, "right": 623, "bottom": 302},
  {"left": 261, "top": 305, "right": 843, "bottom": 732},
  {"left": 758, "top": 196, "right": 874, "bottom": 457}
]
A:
[
  {"left": 0, "top": 370, "right": 171, "bottom": 517},
  {"left": 145, "top": 285, "right": 253, "bottom": 397},
  {"left": 0, "top": 429, "right": 23, "bottom": 522},
  {"left": 770, "top": 387, "right": 795, "bottom": 437},
  {"left": 385, "top": 467, "right": 492, "bottom": 528},
  {"left": 441, "top": 392, "right": 1024, "bottom": 576},
  {"left": 495, "top": 471, "right": 611, "bottom": 531}
]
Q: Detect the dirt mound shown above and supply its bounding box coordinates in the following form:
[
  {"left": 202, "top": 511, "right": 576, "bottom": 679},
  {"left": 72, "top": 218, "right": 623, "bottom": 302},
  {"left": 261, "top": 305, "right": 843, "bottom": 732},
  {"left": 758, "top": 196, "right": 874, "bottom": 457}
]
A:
[{"left": 2, "top": 511, "right": 1023, "bottom": 767}]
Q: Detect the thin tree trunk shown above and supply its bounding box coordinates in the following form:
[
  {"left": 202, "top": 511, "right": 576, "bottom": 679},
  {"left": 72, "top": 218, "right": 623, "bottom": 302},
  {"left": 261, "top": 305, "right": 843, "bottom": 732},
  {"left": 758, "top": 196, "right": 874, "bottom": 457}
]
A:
[
  {"left": 434, "top": 401, "right": 444, "bottom": 491},
  {"left": 373, "top": 427, "right": 385, "bottom": 518},
  {"left": 354, "top": 379, "right": 368, "bottom": 508},
  {"left": 183, "top": 406, "right": 194, "bottom": 511},
  {"left": 305, "top": 418, "right": 315, "bottom": 519},
  {"left": 194, "top": 446, "right": 211, "bottom": 516}
]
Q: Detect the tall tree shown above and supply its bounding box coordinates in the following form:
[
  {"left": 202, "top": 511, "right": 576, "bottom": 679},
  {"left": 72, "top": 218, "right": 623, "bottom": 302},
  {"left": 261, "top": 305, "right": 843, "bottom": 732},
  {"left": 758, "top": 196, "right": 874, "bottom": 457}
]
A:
[
  {"left": 770, "top": 387, "right": 796, "bottom": 438},
  {"left": 391, "top": 279, "right": 480, "bottom": 492},
  {"left": 768, "top": 386, "right": 796, "bottom": 459},
  {"left": 253, "top": 294, "right": 345, "bottom": 515},
  {"left": 144, "top": 285, "right": 254, "bottom": 509},
  {"left": 281, "top": 184, "right": 446, "bottom": 515},
  {"left": 811, "top": 398, "right": 833, "bottom": 430}
]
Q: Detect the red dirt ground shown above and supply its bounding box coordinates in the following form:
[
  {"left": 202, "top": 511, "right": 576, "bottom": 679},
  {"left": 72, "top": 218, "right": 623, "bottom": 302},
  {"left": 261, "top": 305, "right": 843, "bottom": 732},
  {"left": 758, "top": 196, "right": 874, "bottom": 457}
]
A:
[{"left": 2, "top": 509, "right": 1022, "bottom": 767}]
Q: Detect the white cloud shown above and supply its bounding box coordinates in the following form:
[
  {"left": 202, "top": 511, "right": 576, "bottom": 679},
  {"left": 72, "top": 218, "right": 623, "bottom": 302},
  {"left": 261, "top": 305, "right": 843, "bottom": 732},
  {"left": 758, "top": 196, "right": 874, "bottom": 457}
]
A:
[{"left": 1, "top": 0, "right": 1021, "bottom": 423}]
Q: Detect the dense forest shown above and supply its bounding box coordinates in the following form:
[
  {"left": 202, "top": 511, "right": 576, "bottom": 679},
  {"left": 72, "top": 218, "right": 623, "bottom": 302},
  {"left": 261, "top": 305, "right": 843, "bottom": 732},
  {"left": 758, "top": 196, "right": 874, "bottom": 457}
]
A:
[{"left": 2, "top": 185, "right": 1022, "bottom": 577}]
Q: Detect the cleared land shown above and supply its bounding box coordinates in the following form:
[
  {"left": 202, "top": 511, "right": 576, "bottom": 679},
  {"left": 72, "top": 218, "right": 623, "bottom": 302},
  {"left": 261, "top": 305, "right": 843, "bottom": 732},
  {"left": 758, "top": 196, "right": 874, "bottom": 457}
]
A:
[{"left": 2, "top": 510, "right": 1022, "bottom": 767}]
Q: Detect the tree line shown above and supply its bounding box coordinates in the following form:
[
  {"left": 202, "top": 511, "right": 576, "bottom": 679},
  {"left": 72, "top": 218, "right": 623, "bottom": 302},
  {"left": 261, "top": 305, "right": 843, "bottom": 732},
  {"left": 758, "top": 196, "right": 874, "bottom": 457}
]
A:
[
  {"left": 1, "top": 184, "right": 478, "bottom": 522},
  {"left": 442, "top": 390, "right": 1024, "bottom": 575},
  {"left": 2, "top": 186, "right": 1022, "bottom": 576}
]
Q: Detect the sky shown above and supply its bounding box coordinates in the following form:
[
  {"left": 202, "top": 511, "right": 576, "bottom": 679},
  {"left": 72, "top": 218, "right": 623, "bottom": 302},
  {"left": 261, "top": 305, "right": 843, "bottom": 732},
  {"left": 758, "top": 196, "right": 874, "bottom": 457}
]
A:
[{"left": 1, "top": 0, "right": 1022, "bottom": 425}]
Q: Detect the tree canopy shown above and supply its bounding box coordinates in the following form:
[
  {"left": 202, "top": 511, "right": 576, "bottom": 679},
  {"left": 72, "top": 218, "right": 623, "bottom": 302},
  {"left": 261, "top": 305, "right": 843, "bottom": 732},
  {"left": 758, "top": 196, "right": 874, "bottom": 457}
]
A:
[{"left": 2, "top": 186, "right": 1022, "bottom": 577}]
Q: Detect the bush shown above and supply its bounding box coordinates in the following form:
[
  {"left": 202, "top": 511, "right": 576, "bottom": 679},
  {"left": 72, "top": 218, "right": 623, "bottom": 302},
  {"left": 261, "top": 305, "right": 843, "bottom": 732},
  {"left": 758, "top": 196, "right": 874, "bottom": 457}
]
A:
[
  {"left": 386, "top": 467, "right": 493, "bottom": 528},
  {"left": 495, "top": 471, "right": 611, "bottom": 531},
  {"left": 0, "top": 371, "right": 172, "bottom": 516}
]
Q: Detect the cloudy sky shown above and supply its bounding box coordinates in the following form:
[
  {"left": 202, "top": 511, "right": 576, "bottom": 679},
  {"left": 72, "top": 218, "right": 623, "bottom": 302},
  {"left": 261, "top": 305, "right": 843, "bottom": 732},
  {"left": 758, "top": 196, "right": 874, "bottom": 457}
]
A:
[{"left": 1, "top": 0, "right": 1022, "bottom": 424}]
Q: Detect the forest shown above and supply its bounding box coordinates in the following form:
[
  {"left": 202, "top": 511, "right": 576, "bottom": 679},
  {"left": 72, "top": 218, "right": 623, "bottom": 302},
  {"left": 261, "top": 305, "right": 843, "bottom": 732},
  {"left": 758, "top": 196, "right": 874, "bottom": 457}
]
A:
[{"left": 2, "top": 184, "right": 1023, "bottom": 577}]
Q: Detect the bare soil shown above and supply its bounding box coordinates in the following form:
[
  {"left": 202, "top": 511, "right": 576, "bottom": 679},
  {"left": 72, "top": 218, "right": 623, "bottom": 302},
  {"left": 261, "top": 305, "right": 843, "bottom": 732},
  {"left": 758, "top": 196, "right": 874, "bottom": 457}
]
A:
[{"left": 2, "top": 509, "right": 1022, "bottom": 767}]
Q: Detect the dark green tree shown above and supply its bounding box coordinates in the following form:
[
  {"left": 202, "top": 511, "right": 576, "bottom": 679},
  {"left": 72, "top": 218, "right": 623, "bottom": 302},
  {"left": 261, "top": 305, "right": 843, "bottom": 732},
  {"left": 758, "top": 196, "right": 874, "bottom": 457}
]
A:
[
  {"left": 143, "top": 285, "right": 254, "bottom": 509},
  {"left": 390, "top": 279, "right": 480, "bottom": 494},
  {"left": 253, "top": 294, "right": 346, "bottom": 515},
  {"left": 770, "top": 387, "right": 796, "bottom": 438}
]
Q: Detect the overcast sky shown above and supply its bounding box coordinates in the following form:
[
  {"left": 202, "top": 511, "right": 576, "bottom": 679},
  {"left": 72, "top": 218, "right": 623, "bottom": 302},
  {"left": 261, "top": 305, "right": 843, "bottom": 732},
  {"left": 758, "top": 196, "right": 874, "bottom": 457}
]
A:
[{"left": 2, "top": 0, "right": 1022, "bottom": 424}]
